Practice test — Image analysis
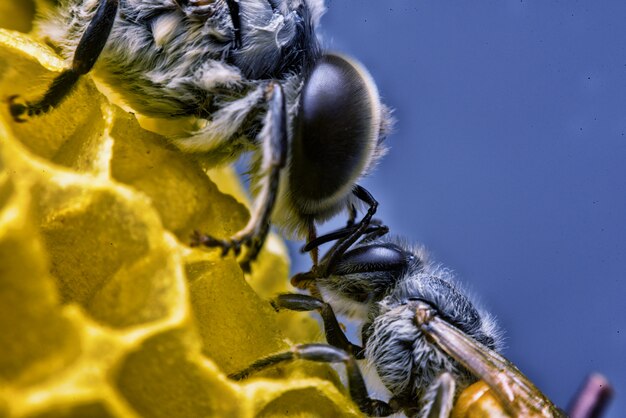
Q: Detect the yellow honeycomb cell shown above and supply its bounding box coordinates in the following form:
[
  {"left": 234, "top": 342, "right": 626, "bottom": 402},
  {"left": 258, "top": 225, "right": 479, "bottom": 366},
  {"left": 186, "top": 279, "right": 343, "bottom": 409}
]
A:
[{"left": 0, "top": 0, "right": 35, "bottom": 33}]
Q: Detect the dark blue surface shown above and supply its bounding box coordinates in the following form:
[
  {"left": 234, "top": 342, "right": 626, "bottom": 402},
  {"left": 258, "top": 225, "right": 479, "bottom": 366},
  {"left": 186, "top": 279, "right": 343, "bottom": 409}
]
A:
[{"left": 288, "top": 1, "right": 625, "bottom": 415}]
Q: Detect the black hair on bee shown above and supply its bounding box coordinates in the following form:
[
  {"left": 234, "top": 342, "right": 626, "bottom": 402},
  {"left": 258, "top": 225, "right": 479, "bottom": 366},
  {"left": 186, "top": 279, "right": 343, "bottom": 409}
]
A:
[
  {"left": 9, "top": 0, "right": 392, "bottom": 270},
  {"left": 231, "top": 224, "right": 569, "bottom": 417}
]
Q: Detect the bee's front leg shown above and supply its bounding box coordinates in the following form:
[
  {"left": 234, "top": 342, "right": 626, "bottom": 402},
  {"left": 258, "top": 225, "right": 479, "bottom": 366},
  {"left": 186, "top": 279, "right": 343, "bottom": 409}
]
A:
[
  {"left": 300, "top": 218, "right": 388, "bottom": 254},
  {"left": 192, "top": 81, "right": 286, "bottom": 272},
  {"left": 9, "top": 0, "right": 118, "bottom": 122},
  {"left": 316, "top": 185, "right": 379, "bottom": 276},
  {"left": 230, "top": 344, "right": 399, "bottom": 417},
  {"left": 271, "top": 293, "right": 365, "bottom": 358}
]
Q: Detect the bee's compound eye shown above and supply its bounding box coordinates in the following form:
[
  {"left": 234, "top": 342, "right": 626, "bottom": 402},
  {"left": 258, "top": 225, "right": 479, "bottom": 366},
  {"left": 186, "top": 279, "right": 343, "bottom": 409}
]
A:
[{"left": 290, "top": 54, "right": 382, "bottom": 213}]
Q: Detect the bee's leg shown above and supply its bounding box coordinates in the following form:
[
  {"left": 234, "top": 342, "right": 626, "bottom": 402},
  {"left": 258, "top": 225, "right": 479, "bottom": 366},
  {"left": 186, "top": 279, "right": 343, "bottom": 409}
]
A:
[
  {"left": 271, "top": 294, "right": 364, "bottom": 358},
  {"left": 192, "top": 82, "right": 286, "bottom": 272},
  {"left": 417, "top": 372, "right": 455, "bottom": 418},
  {"left": 295, "top": 220, "right": 387, "bottom": 292},
  {"left": 297, "top": 187, "right": 382, "bottom": 277},
  {"left": 319, "top": 185, "right": 378, "bottom": 275},
  {"left": 346, "top": 203, "right": 357, "bottom": 227},
  {"left": 307, "top": 222, "right": 319, "bottom": 266},
  {"left": 358, "top": 222, "right": 390, "bottom": 243},
  {"left": 300, "top": 219, "right": 388, "bottom": 253},
  {"left": 9, "top": 0, "right": 118, "bottom": 122},
  {"left": 225, "top": 0, "right": 242, "bottom": 48},
  {"left": 230, "top": 344, "right": 399, "bottom": 417}
]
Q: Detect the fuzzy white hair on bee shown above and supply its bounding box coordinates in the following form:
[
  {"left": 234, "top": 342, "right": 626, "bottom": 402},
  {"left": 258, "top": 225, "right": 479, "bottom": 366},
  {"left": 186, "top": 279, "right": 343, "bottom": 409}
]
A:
[
  {"left": 10, "top": 0, "right": 392, "bottom": 270},
  {"left": 232, "top": 225, "right": 568, "bottom": 417}
]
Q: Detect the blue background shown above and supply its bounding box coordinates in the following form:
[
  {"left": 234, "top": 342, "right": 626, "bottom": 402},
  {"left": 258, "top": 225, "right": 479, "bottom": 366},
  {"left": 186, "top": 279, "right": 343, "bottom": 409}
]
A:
[{"left": 287, "top": 1, "right": 625, "bottom": 416}]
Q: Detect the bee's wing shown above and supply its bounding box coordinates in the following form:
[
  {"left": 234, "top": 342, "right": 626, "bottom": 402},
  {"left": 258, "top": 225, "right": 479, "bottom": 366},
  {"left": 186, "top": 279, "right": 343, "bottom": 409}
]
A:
[{"left": 415, "top": 303, "right": 565, "bottom": 418}]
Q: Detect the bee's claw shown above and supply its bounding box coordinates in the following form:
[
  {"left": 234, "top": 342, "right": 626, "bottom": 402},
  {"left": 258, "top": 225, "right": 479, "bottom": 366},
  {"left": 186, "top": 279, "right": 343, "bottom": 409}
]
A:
[
  {"left": 8, "top": 95, "right": 29, "bottom": 123},
  {"left": 239, "top": 260, "right": 252, "bottom": 273},
  {"left": 191, "top": 231, "right": 249, "bottom": 253},
  {"left": 191, "top": 230, "right": 260, "bottom": 272},
  {"left": 189, "top": 230, "right": 202, "bottom": 247},
  {"left": 190, "top": 231, "right": 225, "bottom": 249}
]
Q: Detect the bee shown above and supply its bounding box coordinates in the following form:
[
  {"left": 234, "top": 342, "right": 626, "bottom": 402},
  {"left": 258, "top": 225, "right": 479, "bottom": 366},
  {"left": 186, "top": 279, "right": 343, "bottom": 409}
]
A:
[
  {"left": 8, "top": 0, "right": 391, "bottom": 269},
  {"left": 231, "top": 224, "right": 574, "bottom": 417}
]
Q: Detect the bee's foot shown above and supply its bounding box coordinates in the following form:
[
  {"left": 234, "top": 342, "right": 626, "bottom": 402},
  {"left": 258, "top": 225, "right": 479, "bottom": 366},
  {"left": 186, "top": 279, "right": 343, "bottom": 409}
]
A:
[
  {"left": 8, "top": 95, "right": 29, "bottom": 123},
  {"left": 269, "top": 299, "right": 280, "bottom": 312},
  {"left": 190, "top": 230, "right": 255, "bottom": 257},
  {"left": 239, "top": 259, "right": 252, "bottom": 274},
  {"left": 7, "top": 95, "right": 47, "bottom": 123},
  {"left": 290, "top": 271, "right": 317, "bottom": 290},
  {"left": 191, "top": 230, "right": 263, "bottom": 272}
]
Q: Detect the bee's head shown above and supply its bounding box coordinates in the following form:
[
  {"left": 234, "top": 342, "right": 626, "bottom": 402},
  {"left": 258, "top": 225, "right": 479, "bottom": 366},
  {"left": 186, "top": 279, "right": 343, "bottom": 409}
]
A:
[{"left": 280, "top": 53, "right": 391, "bottom": 234}]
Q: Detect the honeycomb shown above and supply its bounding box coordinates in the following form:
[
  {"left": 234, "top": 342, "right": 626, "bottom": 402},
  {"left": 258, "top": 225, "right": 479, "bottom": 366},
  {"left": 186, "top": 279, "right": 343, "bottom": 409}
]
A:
[
  {"left": 0, "top": 7, "right": 359, "bottom": 416},
  {"left": 0, "top": 3, "right": 510, "bottom": 417}
]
